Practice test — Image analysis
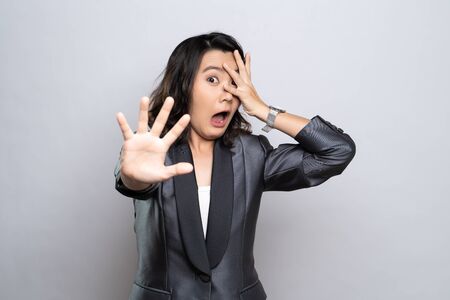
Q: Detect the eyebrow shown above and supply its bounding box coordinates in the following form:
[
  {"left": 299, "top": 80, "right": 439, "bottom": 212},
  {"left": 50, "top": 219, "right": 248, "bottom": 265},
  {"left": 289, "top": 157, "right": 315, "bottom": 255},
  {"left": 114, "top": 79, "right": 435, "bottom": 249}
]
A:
[{"left": 201, "top": 65, "right": 239, "bottom": 73}]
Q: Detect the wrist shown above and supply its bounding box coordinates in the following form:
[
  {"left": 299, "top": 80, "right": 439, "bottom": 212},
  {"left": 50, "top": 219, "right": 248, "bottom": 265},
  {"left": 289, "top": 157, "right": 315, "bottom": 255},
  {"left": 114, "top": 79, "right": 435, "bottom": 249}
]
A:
[
  {"left": 253, "top": 104, "right": 270, "bottom": 122},
  {"left": 121, "top": 174, "right": 154, "bottom": 191},
  {"left": 260, "top": 104, "right": 287, "bottom": 133}
]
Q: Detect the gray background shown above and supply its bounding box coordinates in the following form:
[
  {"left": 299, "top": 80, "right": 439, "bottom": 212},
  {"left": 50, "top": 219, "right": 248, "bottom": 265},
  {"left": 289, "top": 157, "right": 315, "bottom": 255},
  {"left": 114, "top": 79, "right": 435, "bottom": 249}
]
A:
[{"left": 1, "top": 0, "right": 449, "bottom": 299}]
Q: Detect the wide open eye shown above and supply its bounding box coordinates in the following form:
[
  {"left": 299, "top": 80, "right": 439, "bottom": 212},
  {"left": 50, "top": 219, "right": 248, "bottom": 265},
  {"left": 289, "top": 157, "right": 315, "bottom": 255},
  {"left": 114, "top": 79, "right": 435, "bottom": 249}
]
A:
[
  {"left": 207, "top": 76, "right": 218, "bottom": 84},
  {"left": 207, "top": 76, "right": 237, "bottom": 87}
]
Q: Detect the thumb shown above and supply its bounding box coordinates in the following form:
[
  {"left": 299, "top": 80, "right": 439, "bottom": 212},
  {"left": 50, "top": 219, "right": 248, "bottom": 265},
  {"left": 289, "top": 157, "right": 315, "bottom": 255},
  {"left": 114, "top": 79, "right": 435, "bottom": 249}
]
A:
[{"left": 165, "top": 162, "right": 193, "bottom": 177}]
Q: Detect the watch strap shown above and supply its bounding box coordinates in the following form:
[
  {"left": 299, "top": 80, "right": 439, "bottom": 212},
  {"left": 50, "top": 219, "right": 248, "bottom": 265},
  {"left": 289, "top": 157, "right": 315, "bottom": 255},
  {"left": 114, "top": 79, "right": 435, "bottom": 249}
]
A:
[{"left": 261, "top": 105, "right": 285, "bottom": 132}]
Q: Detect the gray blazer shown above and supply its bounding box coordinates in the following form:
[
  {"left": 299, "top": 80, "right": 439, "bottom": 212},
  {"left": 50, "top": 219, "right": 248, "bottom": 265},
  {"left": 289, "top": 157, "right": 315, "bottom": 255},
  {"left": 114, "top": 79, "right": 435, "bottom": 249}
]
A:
[{"left": 114, "top": 115, "right": 356, "bottom": 300}]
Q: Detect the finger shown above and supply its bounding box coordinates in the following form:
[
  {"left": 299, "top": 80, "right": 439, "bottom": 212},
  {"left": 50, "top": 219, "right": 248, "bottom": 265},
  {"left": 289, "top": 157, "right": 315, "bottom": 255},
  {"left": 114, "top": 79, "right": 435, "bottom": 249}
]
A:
[
  {"left": 245, "top": 52, "right": 251, "bottom": 80},
  {"left": 223, "top": 62, "right": 245, "bottom": 86},
  {"left": 137, "top": 97, "right": 150, "bottom": 133},
  {"left": 233, "top": 50, "right": 250, "bottom": 82},
  {"left": 116, "top": 112, "right": 134, "bottom": 140},
  {"left": 233, "top": 50, "right": 246, "bottom": 74},
  {"left": 165, "top": 162, "right": 193, "bottom": 178},
  {"left": 223, "top": 82, "right": 239, "bottom": 96},
  {"left": 162, "top": 113, "right": 190, "bottom": 146},
  {"left": 150, "top": 96, "right": 175, "bottom": 137}
]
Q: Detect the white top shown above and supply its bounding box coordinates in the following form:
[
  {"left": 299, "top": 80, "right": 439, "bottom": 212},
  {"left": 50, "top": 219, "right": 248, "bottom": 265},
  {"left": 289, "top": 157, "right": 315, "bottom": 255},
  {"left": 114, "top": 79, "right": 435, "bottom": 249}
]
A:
[{"left": 197, "top": 185, "right": 211, "bottom": 239}]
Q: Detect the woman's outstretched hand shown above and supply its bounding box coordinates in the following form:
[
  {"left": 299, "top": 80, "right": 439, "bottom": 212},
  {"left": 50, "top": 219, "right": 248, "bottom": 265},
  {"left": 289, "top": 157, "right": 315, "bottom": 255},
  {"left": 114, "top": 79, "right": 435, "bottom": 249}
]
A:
[{"left": 116, "top": 96, "right": 193, "bottom": 191}]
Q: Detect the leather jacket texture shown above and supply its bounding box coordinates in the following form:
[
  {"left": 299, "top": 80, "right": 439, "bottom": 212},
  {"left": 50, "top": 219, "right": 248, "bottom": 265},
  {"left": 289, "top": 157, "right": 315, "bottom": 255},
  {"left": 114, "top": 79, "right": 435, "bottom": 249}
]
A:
[{"left": 114, "top": 114, "right": 356, "bottom": 300}]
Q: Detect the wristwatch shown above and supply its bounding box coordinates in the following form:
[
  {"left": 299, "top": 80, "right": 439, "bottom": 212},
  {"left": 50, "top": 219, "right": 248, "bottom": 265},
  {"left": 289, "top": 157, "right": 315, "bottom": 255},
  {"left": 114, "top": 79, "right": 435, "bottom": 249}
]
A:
[{"left": 261, "top": 105, "right": 286, "bottom": 132}]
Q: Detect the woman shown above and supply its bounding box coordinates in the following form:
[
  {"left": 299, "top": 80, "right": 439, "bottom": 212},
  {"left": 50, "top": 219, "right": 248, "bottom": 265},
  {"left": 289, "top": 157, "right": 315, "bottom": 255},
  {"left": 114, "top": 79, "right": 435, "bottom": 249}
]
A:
[{"left": 114, "top": 32, "right": 356, "bottom": 300}]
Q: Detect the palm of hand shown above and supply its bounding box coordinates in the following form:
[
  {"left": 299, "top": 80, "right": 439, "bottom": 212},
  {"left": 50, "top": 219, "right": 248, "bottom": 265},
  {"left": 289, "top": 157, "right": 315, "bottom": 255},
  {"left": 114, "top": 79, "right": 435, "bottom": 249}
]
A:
[{"left": 116, "top": 96, "right": 193, "bottom": 187}]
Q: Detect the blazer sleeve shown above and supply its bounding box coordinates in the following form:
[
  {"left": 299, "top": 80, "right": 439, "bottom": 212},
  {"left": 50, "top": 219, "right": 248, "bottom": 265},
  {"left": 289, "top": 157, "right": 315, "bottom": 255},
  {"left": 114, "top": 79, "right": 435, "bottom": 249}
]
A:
[
  {"left": 114, "top": 146, "right": 160, "bottom": 200},
  {"left": 258, "top": 114, "right": 356, "bottom": 192}
]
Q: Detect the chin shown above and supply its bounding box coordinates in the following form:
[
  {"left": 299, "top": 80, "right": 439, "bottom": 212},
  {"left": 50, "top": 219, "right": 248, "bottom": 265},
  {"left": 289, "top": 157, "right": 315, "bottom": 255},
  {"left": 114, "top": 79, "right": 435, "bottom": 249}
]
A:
[{"left": 208, "top": 129, "right": 227, "bottom": 140}]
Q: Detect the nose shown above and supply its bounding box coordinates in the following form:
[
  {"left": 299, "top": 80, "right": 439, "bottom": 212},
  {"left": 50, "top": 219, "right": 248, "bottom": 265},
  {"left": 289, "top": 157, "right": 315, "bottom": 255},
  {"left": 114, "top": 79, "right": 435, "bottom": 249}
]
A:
[
  {"left": 221, "top": 84, "right": 234, "bottom": 102},
  {"left": 222, "top": 94, "right": 233, "bottom": 102}
]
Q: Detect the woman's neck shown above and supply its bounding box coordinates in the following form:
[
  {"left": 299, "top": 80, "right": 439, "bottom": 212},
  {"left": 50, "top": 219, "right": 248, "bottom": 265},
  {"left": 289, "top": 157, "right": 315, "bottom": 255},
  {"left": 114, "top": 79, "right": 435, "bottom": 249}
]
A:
[{"left": 188, "top": 130, "right": 215, "bottom": 156}]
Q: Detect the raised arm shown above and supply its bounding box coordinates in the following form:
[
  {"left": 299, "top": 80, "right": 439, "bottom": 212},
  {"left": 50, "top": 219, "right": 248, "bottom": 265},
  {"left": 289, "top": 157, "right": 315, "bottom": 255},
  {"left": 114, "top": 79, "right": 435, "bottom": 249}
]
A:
[
  {"left": 220, "top": 49, "right": 355, "bottom": 191},
  {"left": 257, "top": 112, "right": 356, "bottom": 192}
]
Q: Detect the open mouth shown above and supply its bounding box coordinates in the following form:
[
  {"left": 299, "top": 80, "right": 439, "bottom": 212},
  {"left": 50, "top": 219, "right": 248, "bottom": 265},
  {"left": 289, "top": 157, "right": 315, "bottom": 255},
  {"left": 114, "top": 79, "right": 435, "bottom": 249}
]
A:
[{"left": 211, "top": 111, "right": 230, "bottom": 127}]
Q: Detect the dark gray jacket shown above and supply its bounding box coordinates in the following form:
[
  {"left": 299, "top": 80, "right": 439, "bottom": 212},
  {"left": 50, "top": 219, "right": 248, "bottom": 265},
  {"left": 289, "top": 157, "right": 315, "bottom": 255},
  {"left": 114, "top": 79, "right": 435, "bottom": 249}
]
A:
[{"left": 114, "top": 115, "right": 356, "bottom": 300}]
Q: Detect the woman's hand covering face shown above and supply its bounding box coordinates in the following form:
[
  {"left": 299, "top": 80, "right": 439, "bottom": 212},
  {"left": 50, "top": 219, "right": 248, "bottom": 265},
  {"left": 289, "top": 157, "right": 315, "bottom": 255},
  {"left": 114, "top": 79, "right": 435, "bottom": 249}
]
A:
[{"left": 222, "top": 50, "right": 267, "bottom": 117}]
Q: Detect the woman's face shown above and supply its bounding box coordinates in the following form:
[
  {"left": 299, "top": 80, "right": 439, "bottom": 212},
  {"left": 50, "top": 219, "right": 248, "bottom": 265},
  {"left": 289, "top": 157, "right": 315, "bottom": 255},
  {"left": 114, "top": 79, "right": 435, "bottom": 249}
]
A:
[{"left": 189, "top": 49, "right": 241, "bottom": 141}]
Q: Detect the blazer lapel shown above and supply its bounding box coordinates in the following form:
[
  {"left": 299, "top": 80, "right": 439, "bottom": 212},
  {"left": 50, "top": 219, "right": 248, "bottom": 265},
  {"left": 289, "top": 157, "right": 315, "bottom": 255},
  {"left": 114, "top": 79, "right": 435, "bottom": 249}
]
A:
[
  {"left": 172, "top": 137, "right": 234, "bottom": 275},
  {"left": 206, "top": 138, "right": 234, "bottom": 269}
]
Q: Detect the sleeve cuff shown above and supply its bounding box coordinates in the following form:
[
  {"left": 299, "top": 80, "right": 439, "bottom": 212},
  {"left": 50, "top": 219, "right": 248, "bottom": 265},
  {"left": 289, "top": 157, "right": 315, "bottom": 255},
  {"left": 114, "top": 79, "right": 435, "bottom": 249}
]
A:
[
  {"left": 115, "top": 173, "right": 160, "bottom": 200},
  {"left": 294, "top": 115, "right": 355, "bottom": 155}
]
